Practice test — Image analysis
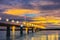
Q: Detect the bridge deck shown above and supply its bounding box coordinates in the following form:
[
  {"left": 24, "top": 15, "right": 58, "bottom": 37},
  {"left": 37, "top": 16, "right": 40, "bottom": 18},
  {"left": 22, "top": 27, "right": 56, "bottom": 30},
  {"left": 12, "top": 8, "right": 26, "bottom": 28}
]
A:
[
  {"left": 0, "top": 21, "right": 21, "bottom": 26},
  {"left": 0, "top": 20, "right": 45, "bottom": 29}
]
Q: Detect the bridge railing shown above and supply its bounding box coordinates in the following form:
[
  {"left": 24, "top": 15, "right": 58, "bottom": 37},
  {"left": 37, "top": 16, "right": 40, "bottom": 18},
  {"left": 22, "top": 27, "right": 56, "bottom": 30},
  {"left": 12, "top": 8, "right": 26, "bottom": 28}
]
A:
[{"left": 23, "top": 22, "right": 45, "bottom": 29}]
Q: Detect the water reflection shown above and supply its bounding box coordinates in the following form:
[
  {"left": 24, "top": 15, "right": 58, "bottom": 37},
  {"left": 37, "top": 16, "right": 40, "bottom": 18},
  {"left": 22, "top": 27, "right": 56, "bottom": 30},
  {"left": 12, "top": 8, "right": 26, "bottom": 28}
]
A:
[
  {"left": 0, "top": 30, "right": 60, "bottom": 40},
  {"left": 24, "top": 35, "right": 30, "bottom": 40},
  {"left": 6, "top": 26, "right": 16, "bottom": 40},
  {"left": 31, "top": 35, "right": 47, "bottom": 40},
  {"left": 31, "top": 31, "right": 59, "bottom": 40},
  {"left": 12, "top": 26, "right": 15, "bottom": 40},
  {"left": 6, "top": 37, "right": 10, "bottom": 40},
  {"left": 11, "top": 34, "right": 15, "bottom": 40},
  {"left": 6, "top": 34, "right": 15, "bottom": 40}
]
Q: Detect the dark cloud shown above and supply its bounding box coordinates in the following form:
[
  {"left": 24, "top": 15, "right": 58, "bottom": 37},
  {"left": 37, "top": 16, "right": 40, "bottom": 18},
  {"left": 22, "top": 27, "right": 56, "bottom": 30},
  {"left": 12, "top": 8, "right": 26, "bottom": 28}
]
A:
[
  {"left": 42, "top": 0, "right": 60, "bottom": 3},
  {"left": 50, "top": 0, "right": 60, "bottom": 3},
  {"left": 40, "top": 4, "right": 60, "bottom": 10},
  {"left": 0, "top": 9, "right": 5, "bottom": 12},
  {"left": 0, "top": 0, "right": 60, "bottom": 17},
  {"left": 21, "top": 4, "right": 34, "bottom": 9},
  {"left": 0, "top": 0, "right": 10, "bottom": 5},
  {"left": 0, "top": 0, "right": 30, "bottom": 5},
  {"left": 0, "top": 0, "right": 4, "bottom": 3},
  {"left": 0, "top": 0, "right": 60, "bottom": 10}
]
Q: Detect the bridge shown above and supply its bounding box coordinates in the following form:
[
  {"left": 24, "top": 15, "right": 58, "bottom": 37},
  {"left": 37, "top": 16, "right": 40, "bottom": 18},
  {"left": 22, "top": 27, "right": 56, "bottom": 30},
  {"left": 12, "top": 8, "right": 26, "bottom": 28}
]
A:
[{"left": 0, "top": 17, "right": 45, "bottom": 37}]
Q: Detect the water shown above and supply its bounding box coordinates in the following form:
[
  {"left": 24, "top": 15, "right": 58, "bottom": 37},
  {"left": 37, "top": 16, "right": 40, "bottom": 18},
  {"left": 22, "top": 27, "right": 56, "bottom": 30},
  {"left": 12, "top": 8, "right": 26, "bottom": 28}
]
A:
[{"left": 0, "top": 30, "right": 60, "bottom": 40}]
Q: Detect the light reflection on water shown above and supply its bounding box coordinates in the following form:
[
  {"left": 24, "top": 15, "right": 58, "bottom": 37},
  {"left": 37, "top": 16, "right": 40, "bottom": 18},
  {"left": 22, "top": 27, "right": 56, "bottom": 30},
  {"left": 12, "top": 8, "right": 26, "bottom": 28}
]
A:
[{"left": 0, "top": 31, "right": 60, "bottom": 40}]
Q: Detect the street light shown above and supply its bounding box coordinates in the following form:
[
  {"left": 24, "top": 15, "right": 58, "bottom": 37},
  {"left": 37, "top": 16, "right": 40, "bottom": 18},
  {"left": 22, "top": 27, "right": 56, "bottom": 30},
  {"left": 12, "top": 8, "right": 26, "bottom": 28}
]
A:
[
  {"left": 21, "top": 24, "right": 23, "bottom": 27},
  {"left": 31, "top": 24, "right": 34, "bottom": 27},
  {"left": 11, "top": 20, "right": 15, "bottom": 22},
  {"left": 0, "top": 17, "right": 2, "bottom": 20},
  {"left": 6, "top": 19, "right": 9, "bottom": 22},
  {"left": 16, "top": 21, "right": 19, "bottom": 23}
]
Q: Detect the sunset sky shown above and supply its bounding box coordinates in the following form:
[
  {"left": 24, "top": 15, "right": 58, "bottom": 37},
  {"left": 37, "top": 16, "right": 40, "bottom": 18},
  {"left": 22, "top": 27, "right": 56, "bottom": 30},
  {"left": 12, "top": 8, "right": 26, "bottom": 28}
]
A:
[{"left": 0, "top": 0, "right": 60, "bottom": 28}]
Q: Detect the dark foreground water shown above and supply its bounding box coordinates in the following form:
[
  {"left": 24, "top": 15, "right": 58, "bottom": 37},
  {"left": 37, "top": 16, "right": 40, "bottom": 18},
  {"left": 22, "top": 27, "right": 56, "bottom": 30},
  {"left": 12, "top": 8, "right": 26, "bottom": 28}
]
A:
[{"left": 0, "top": 30, "right": 60, "bottom": 40}]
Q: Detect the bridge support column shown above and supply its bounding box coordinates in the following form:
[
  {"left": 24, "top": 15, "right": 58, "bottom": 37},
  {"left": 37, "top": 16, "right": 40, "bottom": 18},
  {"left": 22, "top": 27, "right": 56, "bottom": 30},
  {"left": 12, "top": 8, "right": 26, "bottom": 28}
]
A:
[
  {"left": 31, "top": 27, "right": 34, "bottom": 33},
  {"left": 6, "top": 26, "right": 10, "bottom": 37},
  {"left": 26, "top": 28, "right": 29, "bottom": 34},
  {"left": 20, "top": 26, "right": 23, "bottom": 36}
]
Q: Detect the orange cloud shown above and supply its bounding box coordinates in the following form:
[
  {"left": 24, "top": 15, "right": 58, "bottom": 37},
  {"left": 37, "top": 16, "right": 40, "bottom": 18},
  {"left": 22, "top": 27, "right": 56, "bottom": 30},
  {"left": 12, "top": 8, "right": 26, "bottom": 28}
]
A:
[
  {"left": 31, "top": 16, "right": 60, "bottom": 24},
  {"left": 4, "top": 9, "right": 40, "bottom": 16},
  {"left": 32, "top": 16, "right": 46, "bottom": 21}
]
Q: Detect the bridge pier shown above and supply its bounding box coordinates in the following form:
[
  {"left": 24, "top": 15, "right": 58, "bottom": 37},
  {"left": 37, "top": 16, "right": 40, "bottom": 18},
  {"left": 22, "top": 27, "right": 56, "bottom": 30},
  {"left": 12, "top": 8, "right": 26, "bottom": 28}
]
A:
[
  {"left": 31, "top": 27, "right": 34, "bottom": 33},
  {"left": 31, "top": 27, "right": 37, "bottom": 33},
  {"left": 6, "top": 26, "right": 10, "bottom": 37},
  {"left": 20, "top": 26, "right": 23, "bottom": 36}
]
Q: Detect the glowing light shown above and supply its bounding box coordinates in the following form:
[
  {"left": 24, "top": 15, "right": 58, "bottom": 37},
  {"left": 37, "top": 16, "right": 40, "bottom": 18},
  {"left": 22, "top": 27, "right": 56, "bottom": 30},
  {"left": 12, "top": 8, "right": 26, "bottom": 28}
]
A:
[
  {"left": 0, "top": 17, "right": 2, "bottom": 20},
  {"left": 21, "top": 24, "right": 23, "bottom": 27},
  {"left": 26, "top": 28, "right": 28, "bottom": 34},
  {"left": 6, "top": 19, "right": 9, "bottom": 21},
  {"left": 16, "top": 21, "right": 19, "bottom": 23},
  {"left": 31, "top": 24, "right": 34, "bottom": 26},
  {"left": 12, "top": 26, "right": 15, "bottom": 40},
  {"left": 11, "top": 20, "right": 15, "bottom": 22},
  {"left": 12, "top": 26, "right": 15, "bottom": 34}
]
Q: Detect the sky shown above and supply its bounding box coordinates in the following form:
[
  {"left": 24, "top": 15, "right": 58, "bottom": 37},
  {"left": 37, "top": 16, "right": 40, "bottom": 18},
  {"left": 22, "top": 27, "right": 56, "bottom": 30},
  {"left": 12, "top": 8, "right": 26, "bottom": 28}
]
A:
[
  {"left": 0, "top": 0, "right": 60, "bottom": 17},
  {"left": 0, "top": 0, "right": 60, "bottom": 28}
]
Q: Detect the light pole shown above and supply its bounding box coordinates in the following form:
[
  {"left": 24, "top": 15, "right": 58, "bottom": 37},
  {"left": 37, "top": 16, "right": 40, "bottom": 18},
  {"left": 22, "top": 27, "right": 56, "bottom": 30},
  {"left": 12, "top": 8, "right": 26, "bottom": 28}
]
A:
[{"left": 20, "top": 24, "right": 24, "bottom": 36}]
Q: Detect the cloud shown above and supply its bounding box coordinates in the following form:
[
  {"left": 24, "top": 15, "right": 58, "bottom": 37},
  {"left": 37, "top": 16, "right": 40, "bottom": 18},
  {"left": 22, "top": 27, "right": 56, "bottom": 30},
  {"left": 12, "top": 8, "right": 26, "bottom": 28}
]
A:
[
  {"left": 29, "top": 0, "right": 59, "bottom": 10},
  {"left": 40, "top": 4, "right": 60, "bottom": 10},
  {"left": 30, "top": 0, "right": 57, "bottom": 6},
  {"left": 50, "top": 0, "right": 60, "bottom": 3},
  {"left": 38, "top": 9, "right": 60, "bottom": 17},
  {"left": 0, "top": 0, "right": 60, "bottom": 17},
  {"left": 0, "top": 0, "right": 60, "bottom": 10},
  {"left": 1, "top": 0, "right": 60, "bottom": 28},
  {"left": 3, "top": 9, "right": 40, "bottom": 16},
  {"left": 0, "top": 4, "right": 14, "bottom": 9}
]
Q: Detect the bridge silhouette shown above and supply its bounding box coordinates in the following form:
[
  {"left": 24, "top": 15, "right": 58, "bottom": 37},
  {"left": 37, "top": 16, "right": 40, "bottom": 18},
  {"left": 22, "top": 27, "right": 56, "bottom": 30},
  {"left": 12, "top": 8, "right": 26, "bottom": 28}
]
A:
[
  {"left": 0, "top": 17, "right": 45, "bottom": 38},
  {"left": 1, "top": 17, "right": 60, "bottom": 40}
]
